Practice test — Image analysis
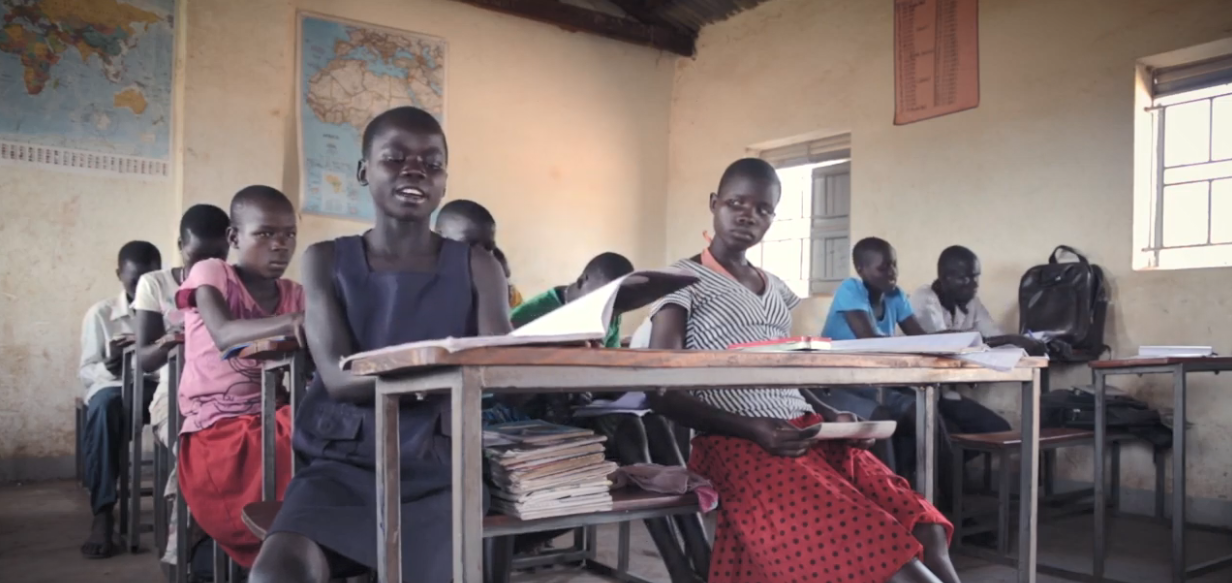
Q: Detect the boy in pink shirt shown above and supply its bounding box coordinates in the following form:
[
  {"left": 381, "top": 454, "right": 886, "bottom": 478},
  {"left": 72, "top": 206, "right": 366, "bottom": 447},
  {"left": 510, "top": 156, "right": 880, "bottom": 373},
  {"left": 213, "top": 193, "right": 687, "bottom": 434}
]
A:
[{"left": 175, "top": 185, "right": 304, "bottom": 568}]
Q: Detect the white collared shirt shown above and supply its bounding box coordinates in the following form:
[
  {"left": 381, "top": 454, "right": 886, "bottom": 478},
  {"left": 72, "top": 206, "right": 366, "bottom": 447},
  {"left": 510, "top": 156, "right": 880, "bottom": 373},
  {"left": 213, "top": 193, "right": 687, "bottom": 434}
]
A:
[
  {"left": 79, "top": 291, "right": 136, "bottom": 404},
  {"left": 910, "top": 283, "right": 1002, "bottom": 339}
]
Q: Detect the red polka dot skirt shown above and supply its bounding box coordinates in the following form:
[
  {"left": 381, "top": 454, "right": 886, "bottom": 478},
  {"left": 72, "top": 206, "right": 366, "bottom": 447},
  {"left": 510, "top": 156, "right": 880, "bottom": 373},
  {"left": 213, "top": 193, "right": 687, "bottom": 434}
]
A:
[{"left": 689, "top": 414, "right": 952, "bottom": 583}]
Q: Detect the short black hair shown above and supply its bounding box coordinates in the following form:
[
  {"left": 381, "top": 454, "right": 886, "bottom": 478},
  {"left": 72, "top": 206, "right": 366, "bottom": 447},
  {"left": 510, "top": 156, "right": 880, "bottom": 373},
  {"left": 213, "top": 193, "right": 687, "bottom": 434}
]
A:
[
  {"left": 938, "top": 245, "right": 977, "bottom": 272},
  {"left": 718, "top": 158, "right": 780, "bottom": 193},
  {"left": 179, "top": 204, "right": 230, "bottom": 242},
  {"left": 582, "top": 252, "right": 634, "bottom": 281},
  {"left": 230, "top": 185, "right": 294, "bottom": 225},
  {"left": 852, "top": 237, "right": 893, "bottom": 269},
  {"left": 118, "top": 240, "right": 161, "bottom": 268},
  {"left": 436, "top": 199, "right": 495, "bottom": 230},
  {"left": 361, "top": 106, "right": 447, "bottom": 158}
]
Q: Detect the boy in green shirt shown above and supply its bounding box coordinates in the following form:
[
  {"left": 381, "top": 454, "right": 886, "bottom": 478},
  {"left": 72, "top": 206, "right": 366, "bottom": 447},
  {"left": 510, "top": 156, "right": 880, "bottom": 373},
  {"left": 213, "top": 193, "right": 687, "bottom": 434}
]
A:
[{"left": 510, "top": 252, "right": 634, "bottom": 347}]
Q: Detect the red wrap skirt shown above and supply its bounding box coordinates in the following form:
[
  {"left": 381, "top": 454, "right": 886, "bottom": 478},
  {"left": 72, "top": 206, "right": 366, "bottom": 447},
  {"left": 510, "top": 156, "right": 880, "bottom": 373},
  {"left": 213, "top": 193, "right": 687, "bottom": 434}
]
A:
[
  {"left": 178, "top": 406, "right": 292, "bottom": 567},
  {"left": 689, "top": 413, "right": 952, "bottom": 583}
]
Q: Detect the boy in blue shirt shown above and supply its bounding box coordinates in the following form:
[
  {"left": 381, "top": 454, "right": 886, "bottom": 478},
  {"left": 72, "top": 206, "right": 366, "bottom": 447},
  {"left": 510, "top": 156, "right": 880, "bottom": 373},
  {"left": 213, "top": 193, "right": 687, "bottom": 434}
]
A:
[
  {"left": 818, "top": 237, "right": 928, "bottom": 480},
  {"left": 822, "top": 236, "right": 927, "bottom": 339}
]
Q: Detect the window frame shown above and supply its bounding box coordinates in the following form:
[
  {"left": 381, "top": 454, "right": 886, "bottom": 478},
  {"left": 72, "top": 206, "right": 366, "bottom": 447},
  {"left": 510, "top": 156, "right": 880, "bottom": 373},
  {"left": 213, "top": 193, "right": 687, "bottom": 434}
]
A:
[{"left": 1134, "top": 40, "right": 1232, "bottom": 271}]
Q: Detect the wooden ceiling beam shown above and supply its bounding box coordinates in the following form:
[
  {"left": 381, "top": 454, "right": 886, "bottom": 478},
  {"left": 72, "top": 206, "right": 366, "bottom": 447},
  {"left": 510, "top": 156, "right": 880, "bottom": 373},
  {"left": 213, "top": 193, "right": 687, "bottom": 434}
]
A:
[{"left": 455, "top": 0, "right": 695, "bottom": 57}]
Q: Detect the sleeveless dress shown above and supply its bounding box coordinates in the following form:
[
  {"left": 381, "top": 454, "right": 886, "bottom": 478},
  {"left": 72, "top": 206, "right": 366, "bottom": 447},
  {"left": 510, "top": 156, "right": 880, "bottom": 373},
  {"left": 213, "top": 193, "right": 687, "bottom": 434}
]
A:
[{"left": 269, "top": 235, "right": 477, "bottom": 582}]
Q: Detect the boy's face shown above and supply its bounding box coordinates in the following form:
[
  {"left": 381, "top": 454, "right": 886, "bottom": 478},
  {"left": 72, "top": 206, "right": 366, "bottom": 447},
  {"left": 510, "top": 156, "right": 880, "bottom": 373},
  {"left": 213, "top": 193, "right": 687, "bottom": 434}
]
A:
[
  {"left": 857, "top": 248, "right": 899, "bottom": 294},
  {"left": 709, "top": 175, "right": 779, "bottom": 250},
  {"left": 939, "top": 257, "right": 980, "bottom": 305},
  {"left": 180, "top": 232, "right": 229, "bottom": 269},
  {"left": 228, "top": 203, "right": 297, "bottom": 278},
  {"left": 577, "top": 273, "right": 614, "bottom": 298},
  {"left": 359, "top": 122, "right": 447, "bottom": 222},
  {"left": 117, "top": 259, "right": 160, "bottom": 299}
]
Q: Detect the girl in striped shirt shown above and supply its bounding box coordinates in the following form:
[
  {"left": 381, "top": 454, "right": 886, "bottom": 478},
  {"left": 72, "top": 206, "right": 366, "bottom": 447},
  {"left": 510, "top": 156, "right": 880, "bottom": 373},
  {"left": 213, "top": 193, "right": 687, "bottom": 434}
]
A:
[{"left": 646, "top": 159, "right": 958, "bottom": 583}]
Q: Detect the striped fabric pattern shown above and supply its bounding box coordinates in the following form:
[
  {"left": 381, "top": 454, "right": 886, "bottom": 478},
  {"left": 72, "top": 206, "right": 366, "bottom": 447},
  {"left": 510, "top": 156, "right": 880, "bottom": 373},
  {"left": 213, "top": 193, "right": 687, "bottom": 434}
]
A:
[{"left": 650, "top": 258, "right": 814, "bottom": 420}]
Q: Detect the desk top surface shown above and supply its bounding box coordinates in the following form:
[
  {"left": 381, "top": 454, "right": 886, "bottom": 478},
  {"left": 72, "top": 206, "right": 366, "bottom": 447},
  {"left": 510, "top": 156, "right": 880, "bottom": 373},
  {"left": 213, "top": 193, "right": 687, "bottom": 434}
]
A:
[
  {"left": 350, "top": 346, "right": 1047, "bottom": 377},
  {"left": 233, "top": 338, "right": 301, "bottom": 360},
  {"left": 1090, "top": 356, "right": 1232, "bottom": 369}
]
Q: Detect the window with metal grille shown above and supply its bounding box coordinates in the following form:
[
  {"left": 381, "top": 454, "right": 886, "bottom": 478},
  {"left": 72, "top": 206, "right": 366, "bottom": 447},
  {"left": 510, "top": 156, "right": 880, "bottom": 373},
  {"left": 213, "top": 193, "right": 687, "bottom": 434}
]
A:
[
  {"left": 749, "top": 135, "right": 852, "bottom": 296},
  {"left": 1136, "top": 50, "right": 1232, "bottom": 270}
]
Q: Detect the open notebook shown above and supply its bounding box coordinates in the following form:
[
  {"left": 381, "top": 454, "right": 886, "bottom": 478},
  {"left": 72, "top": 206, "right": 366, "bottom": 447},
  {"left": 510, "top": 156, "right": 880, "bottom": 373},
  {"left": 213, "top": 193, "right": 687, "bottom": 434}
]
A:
[{"left": 341, "top": 269, "right": 697, "bottom": 367}]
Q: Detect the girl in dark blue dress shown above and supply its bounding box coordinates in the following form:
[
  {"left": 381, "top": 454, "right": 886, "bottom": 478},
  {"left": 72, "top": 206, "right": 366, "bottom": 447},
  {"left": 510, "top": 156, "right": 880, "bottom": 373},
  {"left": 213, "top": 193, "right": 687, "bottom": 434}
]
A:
[{"left": 250, "top": 106, "right": 512, "bottom": 583}]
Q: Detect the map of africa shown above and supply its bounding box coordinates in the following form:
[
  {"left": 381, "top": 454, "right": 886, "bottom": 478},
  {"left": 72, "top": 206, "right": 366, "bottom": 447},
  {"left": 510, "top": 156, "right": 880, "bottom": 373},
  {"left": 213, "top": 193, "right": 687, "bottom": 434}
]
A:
[
  {"left": 299, "top": 14, "right": 446, "bottom": 221},
  {"left": 0, "top": 0, "right": 174, "bottom": 177}
]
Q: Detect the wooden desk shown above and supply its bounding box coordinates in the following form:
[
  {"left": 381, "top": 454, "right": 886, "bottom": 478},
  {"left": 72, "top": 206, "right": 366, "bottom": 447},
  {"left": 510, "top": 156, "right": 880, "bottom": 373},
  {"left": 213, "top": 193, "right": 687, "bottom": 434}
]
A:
[
  {"left": 352, "top": 347, "right": 1047, "bottom": 583},
  {"left": 1089, "top": 357, "right": 1232, "bottom": 583}
]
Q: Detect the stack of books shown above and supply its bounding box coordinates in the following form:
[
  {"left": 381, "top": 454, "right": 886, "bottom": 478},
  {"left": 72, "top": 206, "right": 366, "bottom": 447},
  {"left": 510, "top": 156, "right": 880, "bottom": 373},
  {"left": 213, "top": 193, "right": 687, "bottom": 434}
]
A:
[{"left": 484, "top": 420, "right": 617, "bottom": 520}]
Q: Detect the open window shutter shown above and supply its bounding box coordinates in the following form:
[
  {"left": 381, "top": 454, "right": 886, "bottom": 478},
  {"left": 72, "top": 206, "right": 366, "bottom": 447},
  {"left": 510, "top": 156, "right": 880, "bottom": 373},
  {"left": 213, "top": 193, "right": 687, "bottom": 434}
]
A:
[
  {"left": 758, "top": 135, "right": 851, "bottom": 169},
  {"left": 1152, "top": 54, "right": 1232, "bottom": 97}
]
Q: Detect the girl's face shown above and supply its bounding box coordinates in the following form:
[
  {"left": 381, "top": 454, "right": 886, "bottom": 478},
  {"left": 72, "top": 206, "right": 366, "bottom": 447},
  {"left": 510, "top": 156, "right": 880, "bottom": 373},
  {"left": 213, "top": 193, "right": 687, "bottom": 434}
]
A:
[
  {"left": 228, "top": 203, "right": 297, "bottom": 279},
  {"left": 709, "top": 175, "right": 780, "bottom": 251},
  {"left": 359, "top": 121, "right": 447, "bottom": 222}
]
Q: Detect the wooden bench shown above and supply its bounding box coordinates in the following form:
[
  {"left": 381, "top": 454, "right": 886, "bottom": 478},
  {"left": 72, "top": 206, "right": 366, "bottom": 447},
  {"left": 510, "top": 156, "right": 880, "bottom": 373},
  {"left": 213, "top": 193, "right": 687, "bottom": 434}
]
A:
[
  {"left": 950, "top": 427, "right": 1135, "bottom": 556},
  {"left": 242, "top": 488, "right": 702, "bottom": 583}
]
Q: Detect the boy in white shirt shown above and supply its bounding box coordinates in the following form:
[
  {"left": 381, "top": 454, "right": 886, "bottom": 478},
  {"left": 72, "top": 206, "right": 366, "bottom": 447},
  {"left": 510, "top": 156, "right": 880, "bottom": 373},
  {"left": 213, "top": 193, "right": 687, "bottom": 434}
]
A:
[
  {"left": 80, "top": 241, "right": 161, "bottom": 559},
  {"left": 132, "top": 204, "right": 230, "bottom": 566}
]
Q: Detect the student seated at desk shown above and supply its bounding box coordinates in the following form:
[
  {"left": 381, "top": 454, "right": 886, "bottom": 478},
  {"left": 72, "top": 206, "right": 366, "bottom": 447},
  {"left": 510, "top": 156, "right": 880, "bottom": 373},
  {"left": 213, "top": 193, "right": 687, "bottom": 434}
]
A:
[
  {"left": 434, "top": 198, "right": 524, "bottom": 307},
  {"left": 250, "top": 106, "right": 512, "bottom": 583},
  {"left": 133, "top": 203, "right": 231, "bottom": 566},
  {"left": 816, "top": 237, "right": 932, "bottom": 480},
  {"left": 647, "top": 159, "right": 957, "bottom": 583},
  {"left": 79, "top": 241, "right": 162, "bottom": 559},
  {"left": 175, "top": 186, "right": 305, "bottom": 568},
  {"left": 910, "top": 245, "right": 1033, "bottom": 433},
  {"left": 486, "top": 253, "right": 710, "bottom": 583}
]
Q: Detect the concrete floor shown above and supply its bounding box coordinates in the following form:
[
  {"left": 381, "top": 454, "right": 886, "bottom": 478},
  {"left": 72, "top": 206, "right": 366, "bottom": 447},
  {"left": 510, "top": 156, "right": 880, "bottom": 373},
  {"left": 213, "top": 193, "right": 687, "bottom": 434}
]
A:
[{"left": 2, "top": 480, "right": 1230, "bottom": 583}]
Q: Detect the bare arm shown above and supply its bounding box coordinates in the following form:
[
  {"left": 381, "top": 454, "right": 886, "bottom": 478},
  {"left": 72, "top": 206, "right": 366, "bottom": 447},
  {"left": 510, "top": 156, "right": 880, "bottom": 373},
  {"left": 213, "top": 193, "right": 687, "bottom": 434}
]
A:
[
  {"left": 469, "top": 246, "right": 513, "bottom": 336},
  {"left": 898, "top": 315, "right": 928, "bottom": 336},
  {"left": 841, "top": 310, "right": 882, "bottom": 339},
  {"left": 643, "top": 306, "right": 761, "bottom": 440},
  {"left": 135, "top": 309, "right": 173, "bottom": 373},
  {"left": 300, "top": 241, "right": 373, "bottom": 404},
  {"left": 193, "top": 286, "right": 301, "bottom": 352}
]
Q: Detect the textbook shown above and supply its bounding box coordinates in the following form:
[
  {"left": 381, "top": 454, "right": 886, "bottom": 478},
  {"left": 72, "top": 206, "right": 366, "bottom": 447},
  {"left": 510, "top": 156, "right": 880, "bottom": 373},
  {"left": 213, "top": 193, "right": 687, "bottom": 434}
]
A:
[
  {"left": 482, "top": 421, "right": 616, "bottom": 519},
  {"left": 798, "top": 420, "right": 897, "bottom": 441},
  {"left": 340, "top": 269, "right": 697, "bottom": 367},
  {"left": 728, "top": 332, "right": 985, "bottom": 355}
]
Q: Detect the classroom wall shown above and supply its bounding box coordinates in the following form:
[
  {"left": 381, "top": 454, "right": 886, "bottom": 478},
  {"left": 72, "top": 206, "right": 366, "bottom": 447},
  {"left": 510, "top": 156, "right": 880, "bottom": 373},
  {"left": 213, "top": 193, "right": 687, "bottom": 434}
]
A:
[
  {"left": 667, "top": 0, "right": 1232, "bottom": 503},
  {"left": 0, "top": 0, "right": 672, "bottom": 479}
]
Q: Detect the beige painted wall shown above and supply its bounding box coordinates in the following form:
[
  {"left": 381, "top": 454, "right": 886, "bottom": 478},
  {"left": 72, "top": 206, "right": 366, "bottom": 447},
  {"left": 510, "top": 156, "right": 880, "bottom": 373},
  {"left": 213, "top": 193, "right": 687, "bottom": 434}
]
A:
[
  {"left": 0, "top": 0, "right": 672, "bottom": 473},
  {"left": 669, "top": 0, "right": 1232, "bottom": 499}
]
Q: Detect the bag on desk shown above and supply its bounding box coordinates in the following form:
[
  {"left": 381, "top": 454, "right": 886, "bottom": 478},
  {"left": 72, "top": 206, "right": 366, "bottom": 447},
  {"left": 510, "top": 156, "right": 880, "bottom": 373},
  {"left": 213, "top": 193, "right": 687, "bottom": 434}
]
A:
[
  {"left": 1040, "top": 388, "right": 1171, "bottom": 448},
  {"left": 1017, "top": 245, "right": 1110, "bottom": 363}
]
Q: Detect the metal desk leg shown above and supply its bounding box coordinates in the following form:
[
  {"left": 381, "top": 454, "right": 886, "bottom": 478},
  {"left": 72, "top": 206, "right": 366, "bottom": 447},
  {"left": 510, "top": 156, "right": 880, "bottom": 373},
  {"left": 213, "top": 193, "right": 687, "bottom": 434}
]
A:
[
  {"left": 260, "top": 367, "right": 277, "bottom": 501},
  {"left": 1017, "top": 369, "right": 1041, "bottom": 583},
  {"left": 452, "top": 369, "right": 485, "bottom": 583},
  {"left": 375, "top": 385, "right": 402, "bottom": 583},
  {"left": 1094, "top": 370, "right": 1107, "bottom": 580},
  {"left": 1172, "top": 366, "right": 1187, "bottom": 583},
  {"left": 915, "top": 385, "right": 937, "bottom": 503},
  {"left": 290, "top": 351, "right": 307, "bottom": 475}
]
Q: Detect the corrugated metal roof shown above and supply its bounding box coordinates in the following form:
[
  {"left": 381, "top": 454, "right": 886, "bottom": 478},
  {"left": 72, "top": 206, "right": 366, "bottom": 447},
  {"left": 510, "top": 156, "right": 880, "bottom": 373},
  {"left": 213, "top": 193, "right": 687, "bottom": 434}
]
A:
[{"left": 651, "top": 0, "right": 772, "bottom": 31}]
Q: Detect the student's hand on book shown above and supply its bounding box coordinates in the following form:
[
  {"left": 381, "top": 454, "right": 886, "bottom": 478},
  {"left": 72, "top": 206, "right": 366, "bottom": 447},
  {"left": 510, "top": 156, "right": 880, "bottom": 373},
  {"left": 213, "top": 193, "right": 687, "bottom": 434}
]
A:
[
  {"left": 833, "top": 411, "right": 876, "bottom": 450},
  {"left": 747, "top": 418, "right": 816, "bottom": 458},
  {"left": 155, "top": 332, "right": 183, "bottom": 349}
]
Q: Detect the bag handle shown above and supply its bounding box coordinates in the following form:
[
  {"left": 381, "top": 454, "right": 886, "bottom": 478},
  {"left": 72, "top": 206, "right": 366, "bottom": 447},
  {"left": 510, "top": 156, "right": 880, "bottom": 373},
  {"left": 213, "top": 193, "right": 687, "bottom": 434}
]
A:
[{"left": 1049, "top": 245, "right": 1090, "bottom": 266}]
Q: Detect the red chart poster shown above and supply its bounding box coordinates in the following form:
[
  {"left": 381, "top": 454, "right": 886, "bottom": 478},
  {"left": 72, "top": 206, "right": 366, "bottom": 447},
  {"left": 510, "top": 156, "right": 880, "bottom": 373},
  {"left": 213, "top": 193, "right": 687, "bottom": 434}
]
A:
[{"left": 894, "top": 0, "right": 980, "bottom": 125}]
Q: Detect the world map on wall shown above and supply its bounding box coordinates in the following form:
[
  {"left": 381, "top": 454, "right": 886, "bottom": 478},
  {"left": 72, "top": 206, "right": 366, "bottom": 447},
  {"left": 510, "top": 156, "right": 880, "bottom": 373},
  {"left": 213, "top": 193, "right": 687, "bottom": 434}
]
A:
[
  {"left": 0, "top": 0, "right": 174, "bottom": 177},
  {"left": 299, "top": 14, "right": 446, "bottom": 221}
]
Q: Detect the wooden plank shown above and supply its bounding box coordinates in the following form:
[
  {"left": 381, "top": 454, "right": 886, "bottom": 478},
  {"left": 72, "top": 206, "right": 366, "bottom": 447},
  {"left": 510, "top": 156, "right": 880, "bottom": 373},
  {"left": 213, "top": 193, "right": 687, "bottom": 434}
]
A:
[
  {"left": 232, "top": 338, "right": 301, "bottom": 361},
  {"left": 1089, "top": 356, "right": 1232, "bottom": 368},
  {"left": 454, "top": 0, "right": 695, "bottom": 56},
  {"left": 350, "top": 345, "right": 1048, "bottom": 376}
]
